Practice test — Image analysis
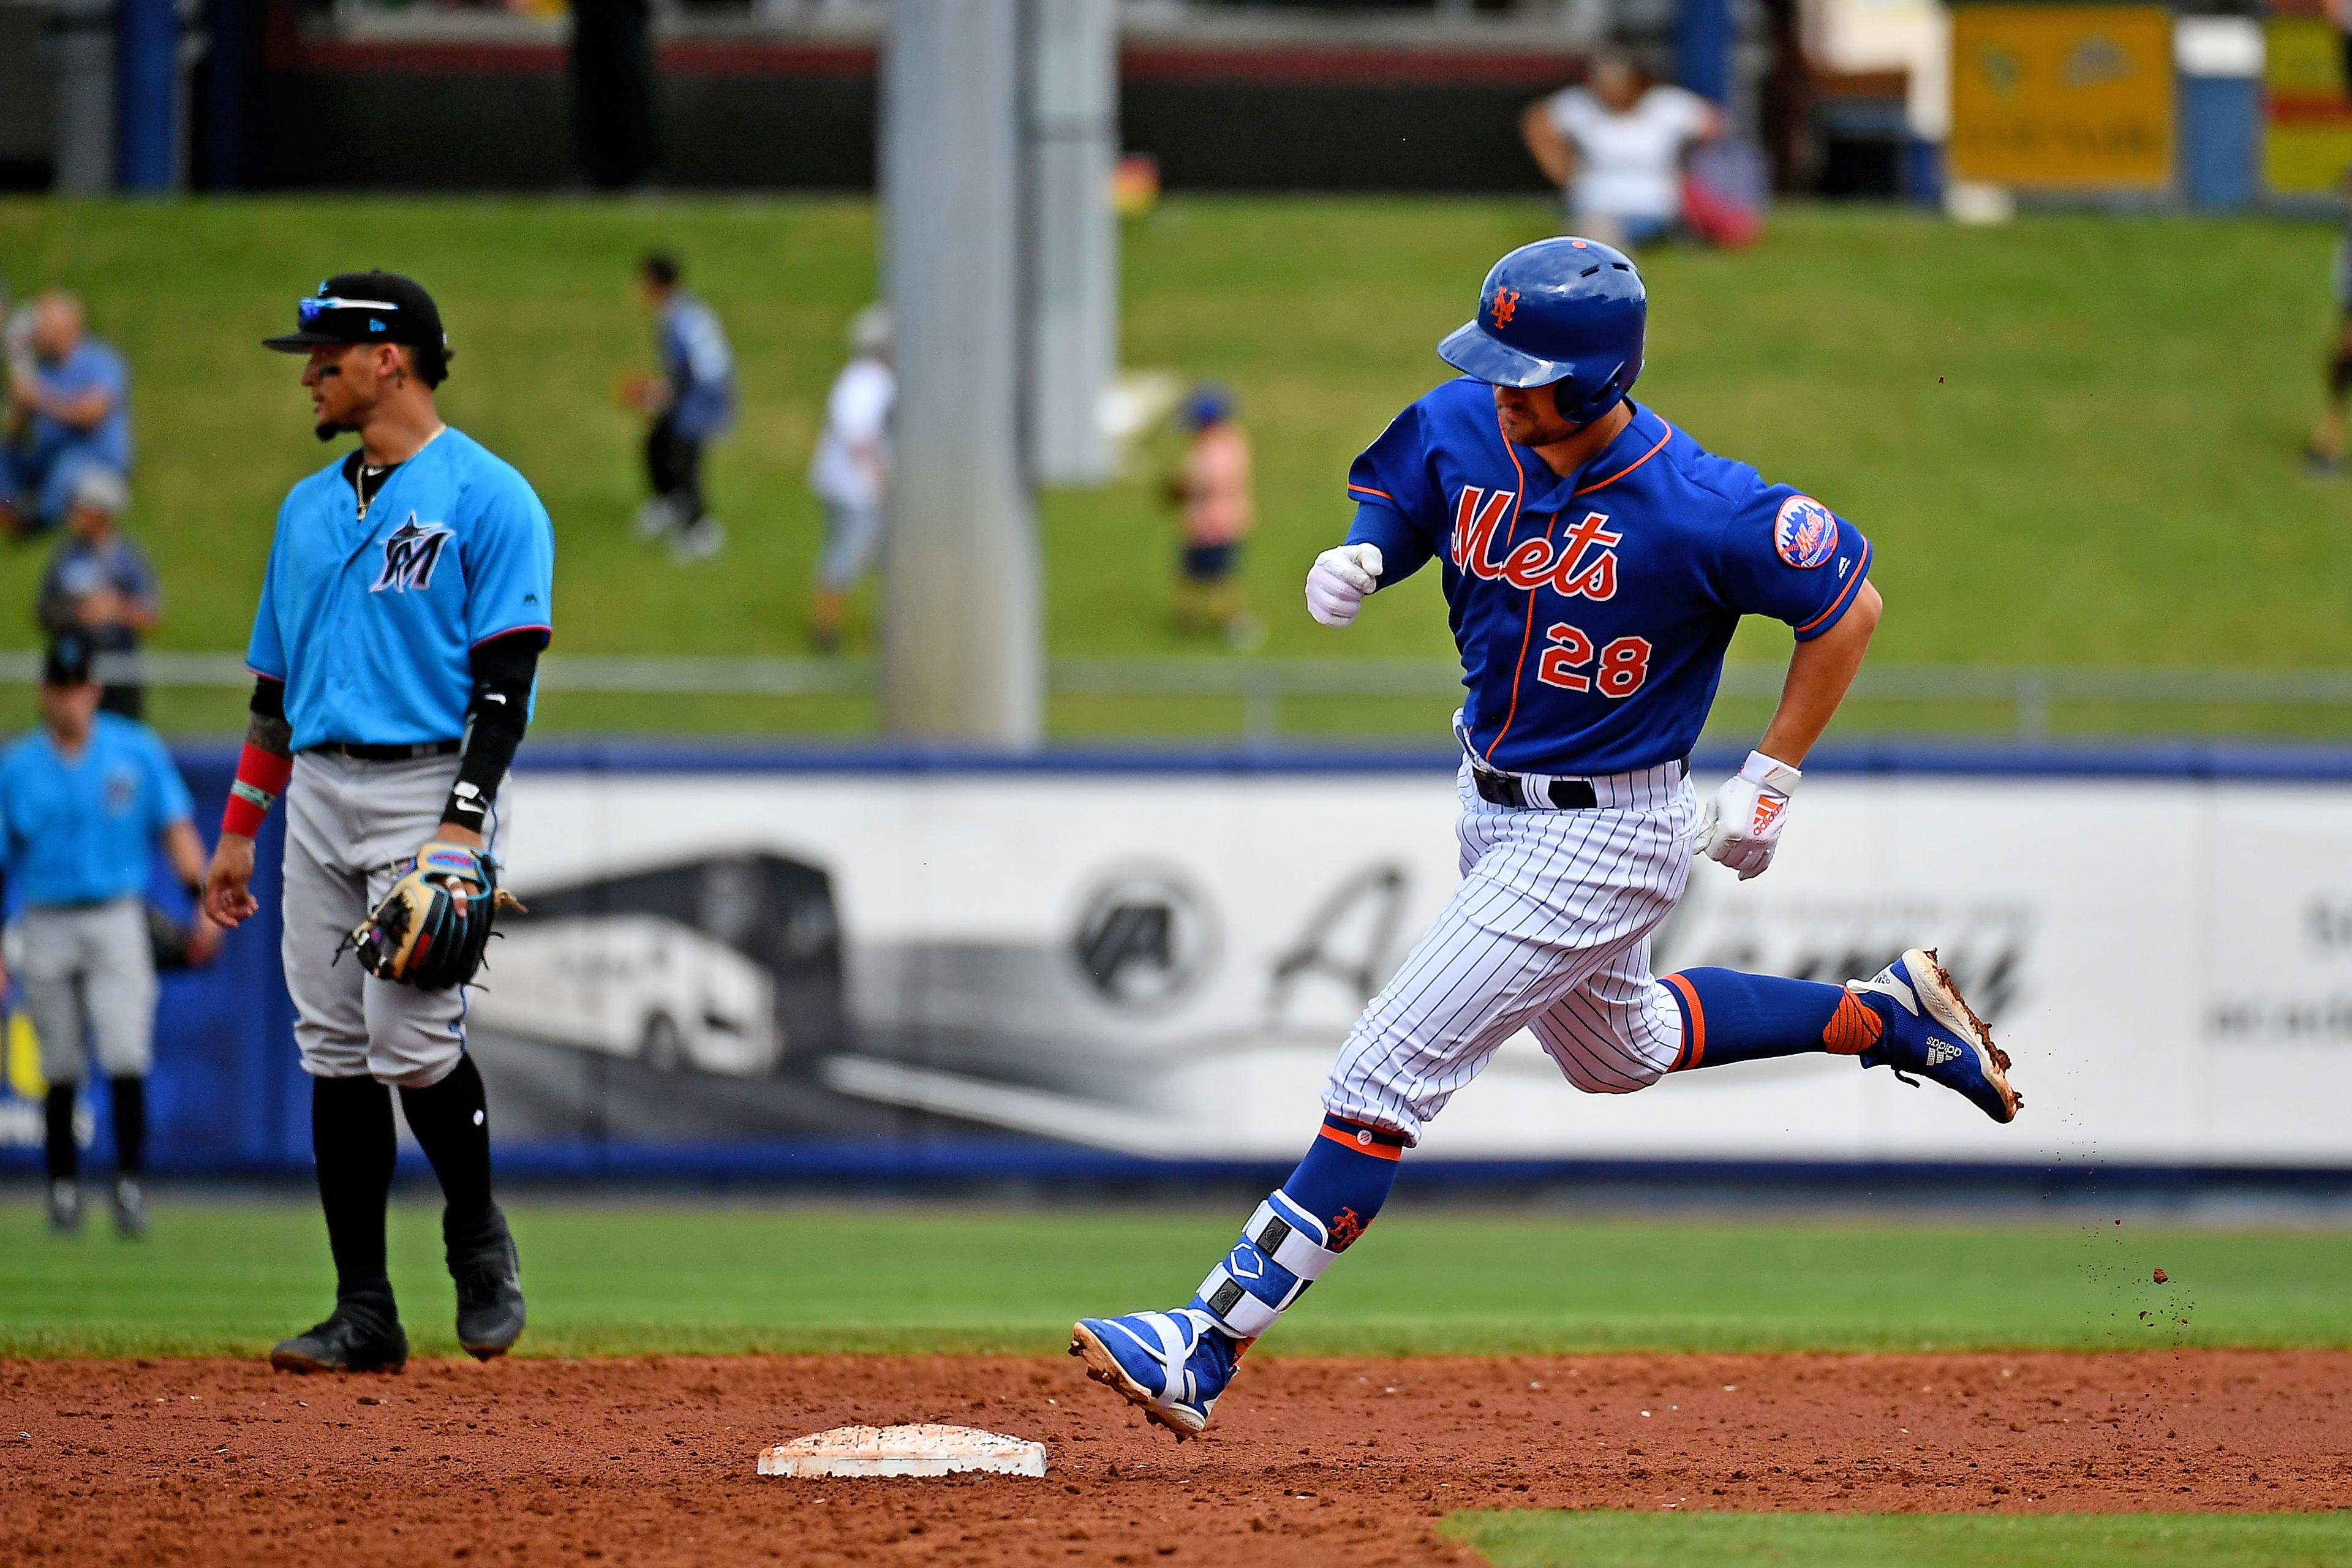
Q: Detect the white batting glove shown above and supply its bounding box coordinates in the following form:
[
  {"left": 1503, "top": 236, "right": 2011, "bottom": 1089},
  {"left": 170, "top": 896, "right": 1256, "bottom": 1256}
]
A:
[
  {"left": 1305, "top": 544, "right": 1384, "bottom": 628},
  {"left": 1696, "top": 750, "right": 1802, "bottom": 880}
]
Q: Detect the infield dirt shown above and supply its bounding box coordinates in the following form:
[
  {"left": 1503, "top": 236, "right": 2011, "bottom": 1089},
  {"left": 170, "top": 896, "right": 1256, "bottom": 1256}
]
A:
[{"left": 6, "top": 1351, "right": 2347, "bottom": 1565}]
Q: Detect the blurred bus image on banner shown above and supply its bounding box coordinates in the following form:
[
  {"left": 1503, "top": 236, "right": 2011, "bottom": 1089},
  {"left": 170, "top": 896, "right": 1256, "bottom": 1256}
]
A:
[{"left": 1947, "top": 4, "right": 2174, "bottom": 192}]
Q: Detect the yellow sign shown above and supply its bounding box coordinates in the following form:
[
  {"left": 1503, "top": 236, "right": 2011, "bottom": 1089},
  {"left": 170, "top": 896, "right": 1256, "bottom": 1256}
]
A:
[
  {"left": 2265, "top": 15, "right": 2352, "bottom": 197},
  {"left": 1948, "top": 6, "right": 2174, "bottom": 190}
]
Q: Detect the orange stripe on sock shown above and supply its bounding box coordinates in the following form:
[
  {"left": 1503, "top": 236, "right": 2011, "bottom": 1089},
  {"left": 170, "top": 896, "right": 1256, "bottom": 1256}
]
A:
[
  {"left": 1663, "top": 973, "right": 1705, "bottom": 1070},
  {"left": 1319, "top": 1123, "right": 1404, "bottom": 1161},
  {"left": 1820, "top": 991, "right": 1884, "bottom": 1055}
]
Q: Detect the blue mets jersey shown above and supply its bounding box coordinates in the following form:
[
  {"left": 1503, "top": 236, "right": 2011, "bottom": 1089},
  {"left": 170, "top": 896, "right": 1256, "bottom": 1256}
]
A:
[
  {"left": 1345, "top": 379, "right": 1871, "bottom": 776},
  {"left": 246, "top": 426, "right": 555, "bottom": 752},
  {"left": 0, "top": 714, "right": 193, "bottom": 908}
]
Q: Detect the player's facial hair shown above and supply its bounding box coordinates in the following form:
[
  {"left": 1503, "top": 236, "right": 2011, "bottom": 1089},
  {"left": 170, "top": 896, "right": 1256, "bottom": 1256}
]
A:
[{"left": 312, "top": 360, "right": 365, "bottom": 442}]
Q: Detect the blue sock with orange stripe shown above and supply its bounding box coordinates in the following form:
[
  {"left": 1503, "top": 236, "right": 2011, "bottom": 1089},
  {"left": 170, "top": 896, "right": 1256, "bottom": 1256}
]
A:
[
  {"left": 1662, "top": 968, "right": 1880, "bottom": 1069},
  {"left": 1187, "top": 1115, "right": 1403, "bottom": 1348}
]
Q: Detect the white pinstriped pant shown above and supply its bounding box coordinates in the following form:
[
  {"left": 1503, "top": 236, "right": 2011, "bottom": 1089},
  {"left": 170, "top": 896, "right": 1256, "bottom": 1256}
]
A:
[{"left": 1323, "top": 756, "right": 1697, "bottom": 1143}]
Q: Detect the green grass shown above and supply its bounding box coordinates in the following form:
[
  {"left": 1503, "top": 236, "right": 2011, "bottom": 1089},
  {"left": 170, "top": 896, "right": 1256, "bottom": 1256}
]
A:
[
  {"left": 4, "top": 1200, "right": 2346, "bottom": 1359},
  {"left": 1441, "top": 1511, "right": 2352, "bottom": 1568},
  {"left": 4, "top": 198, "right": 2351, "bottom": 737}
]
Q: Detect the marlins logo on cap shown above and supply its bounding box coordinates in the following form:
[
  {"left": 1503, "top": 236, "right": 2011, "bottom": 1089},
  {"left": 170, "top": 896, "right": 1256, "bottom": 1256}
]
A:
[{"left": 1773, "top": 495, "right": 1839, "bottom": 569}]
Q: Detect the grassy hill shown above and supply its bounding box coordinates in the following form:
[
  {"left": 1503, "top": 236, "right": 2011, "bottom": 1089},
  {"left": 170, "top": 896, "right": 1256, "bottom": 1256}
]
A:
[{"left": 3, "top": 197, "right": 2347, "bottom": 736}]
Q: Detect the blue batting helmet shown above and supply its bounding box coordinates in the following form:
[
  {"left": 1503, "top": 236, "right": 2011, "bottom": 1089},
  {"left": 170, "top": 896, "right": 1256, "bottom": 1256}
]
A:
[{"left": 1436, "top": 237, "right": 1645, "bottom": 427}]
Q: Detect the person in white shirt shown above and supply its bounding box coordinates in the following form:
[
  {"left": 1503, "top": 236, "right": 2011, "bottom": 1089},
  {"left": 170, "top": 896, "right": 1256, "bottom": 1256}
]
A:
[
  {"left": 805, "top": 306, "right": 894, "bottom": 653},
  {"left": 1520, "top": 57, "right": 1724, "bottom": 248}
]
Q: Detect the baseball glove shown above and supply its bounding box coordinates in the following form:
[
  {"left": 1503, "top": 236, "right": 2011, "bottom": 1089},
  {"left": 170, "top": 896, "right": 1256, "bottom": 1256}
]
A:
[{"left": 343, "top": 840, "right": 524, "bottom": 990}]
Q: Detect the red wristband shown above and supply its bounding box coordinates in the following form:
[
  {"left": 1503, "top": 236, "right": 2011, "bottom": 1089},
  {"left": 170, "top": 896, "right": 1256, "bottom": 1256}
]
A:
[{"left": 222, "top": 743, "right": 294, "bottom": 838}]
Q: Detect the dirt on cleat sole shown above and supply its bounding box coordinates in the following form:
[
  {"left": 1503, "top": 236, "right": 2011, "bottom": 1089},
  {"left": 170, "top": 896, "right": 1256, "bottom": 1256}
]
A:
[
  {"left": 1917, "top": 947, "right": 2022, "bottom": 1121},
  {"left": 1068, "top": 1324, "right": 1204, "bottom": 1440}
]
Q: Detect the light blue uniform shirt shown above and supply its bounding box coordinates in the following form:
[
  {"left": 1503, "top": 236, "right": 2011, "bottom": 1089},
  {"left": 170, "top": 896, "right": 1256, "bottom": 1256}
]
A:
[
  {"left": 660, "top": 294, "right": 736, "bottom": 443},
  {"left": 246, "top": 427, "right": 556, "bottom": 751},
  {"left": 28, "top": 338, "right": 134, "bottom": 473},
  {"left": 0, "top": 713, "right": 194, "bottom": 908}
]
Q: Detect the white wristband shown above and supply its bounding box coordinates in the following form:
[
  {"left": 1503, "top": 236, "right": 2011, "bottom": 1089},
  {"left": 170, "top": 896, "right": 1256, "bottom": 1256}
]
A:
[{"left": 1740, "top": 750, "right": 1802, "bottom": 794}]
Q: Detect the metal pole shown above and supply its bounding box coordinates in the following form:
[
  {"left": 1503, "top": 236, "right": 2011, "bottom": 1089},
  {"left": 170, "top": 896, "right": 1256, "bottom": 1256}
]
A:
[
  {"left": 115, "top": 0, "right": 177, "bottom": 192},
  {"left": 1024, "top": 0, "right": 1117, "bottom": 486},
  {"left": 880, "top": 0, "right": 1045, "bottom": 747},
  {"left": 51, "top": 0, "right": 117, "bottom": 196}
]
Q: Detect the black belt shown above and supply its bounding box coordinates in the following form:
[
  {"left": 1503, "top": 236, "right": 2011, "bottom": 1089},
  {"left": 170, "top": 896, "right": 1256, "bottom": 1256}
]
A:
[
  {"left": 1469, "top": 756, "right": 1689, "bottom": 812},
  {"left": 308, "top": 740, "right": 461, "bottom": 762}
]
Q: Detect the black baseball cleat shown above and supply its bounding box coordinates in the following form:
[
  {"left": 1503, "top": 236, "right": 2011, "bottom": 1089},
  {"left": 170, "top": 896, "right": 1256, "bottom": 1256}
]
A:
[
  {"left": 270, "top": 1300, "right": 409, "bottom": 1374},
  {"left": 448, "top": 1204, "right": 526, "bottom": 1360}
]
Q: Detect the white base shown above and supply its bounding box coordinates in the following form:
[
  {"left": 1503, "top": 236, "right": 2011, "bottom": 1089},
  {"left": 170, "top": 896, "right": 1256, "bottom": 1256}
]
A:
[{"left": 757, "top": 1424, "right": 1047, "bottom": 1479}]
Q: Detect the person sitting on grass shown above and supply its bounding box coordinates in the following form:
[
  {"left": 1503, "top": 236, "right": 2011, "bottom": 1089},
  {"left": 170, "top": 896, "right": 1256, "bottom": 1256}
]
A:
[
  {"left": 0, "top": 292, "right": 134, "bottom": 542},
  {"left": 36, "top": 466, "right": 161, "bottom": 719}
]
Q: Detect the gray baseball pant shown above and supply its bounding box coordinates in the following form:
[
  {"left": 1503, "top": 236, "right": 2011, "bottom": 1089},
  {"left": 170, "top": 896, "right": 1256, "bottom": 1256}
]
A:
[
  {"left": 21, "top": 895, "right": 156, "bottom": 1084},
  {"left": 281, "top": 750, "right": 499, "bottom": 1089}
]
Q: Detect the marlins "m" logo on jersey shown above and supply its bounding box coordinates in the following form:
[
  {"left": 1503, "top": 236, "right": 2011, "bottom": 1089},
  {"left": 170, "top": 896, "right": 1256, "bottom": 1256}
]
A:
[{"left": 372, "top": 515, "right": 454, "bottom": 594}]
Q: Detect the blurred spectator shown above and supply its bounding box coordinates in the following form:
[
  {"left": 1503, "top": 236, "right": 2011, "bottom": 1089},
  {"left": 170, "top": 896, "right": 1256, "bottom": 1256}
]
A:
[
  {"left": 807, "top": 306, "right": 894, "bottom": 655},
  {"left": 2313, "top": 167, "right": 2352, "bottom": 475},
  {"left": 37, "top": 467, "right": 160, "bottom": 719},
  {"left": 623, "top": 253, "right": 735, "bottom": 562},
  {"left": 1164, "top": 383, "right": 1258, "bottom": 649},
  {"left": 0, "top": 292, "right": 132, "bottom": 542},
  {"left": 1520, "top": 58, "right": 1724, "bottom": 247}
]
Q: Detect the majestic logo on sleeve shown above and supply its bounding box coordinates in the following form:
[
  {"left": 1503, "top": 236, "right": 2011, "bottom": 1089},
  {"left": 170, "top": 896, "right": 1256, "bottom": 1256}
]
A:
[
  {"left": 1450, "top": 486, "right": 1620, "bottom": 601},
  {"left": 1773, "top": 496, "right": 1839, "bottom": 569},
  {"left": 371, "top": 514, "right": 454, "bottom": 593}
]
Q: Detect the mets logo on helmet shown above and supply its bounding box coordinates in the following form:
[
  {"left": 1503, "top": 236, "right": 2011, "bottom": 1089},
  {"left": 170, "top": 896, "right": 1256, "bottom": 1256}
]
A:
[
  {"left": 372, "top": 514, "right": 455, "bottom": 593},
  {"left": 1490, "top": 287, "right": 1520, "bottom": 327},
  {"left": 1773, "top": 496, "right": 1839, "bottom": 570}
]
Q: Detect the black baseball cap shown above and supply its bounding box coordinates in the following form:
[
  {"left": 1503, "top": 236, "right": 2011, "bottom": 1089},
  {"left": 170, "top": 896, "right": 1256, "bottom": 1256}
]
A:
[
  {"left": 263, "top": 271, "right": 449, "bottom": 355},
  {"left": 41, "top": 631, "right": 95, "bottom": 689}
]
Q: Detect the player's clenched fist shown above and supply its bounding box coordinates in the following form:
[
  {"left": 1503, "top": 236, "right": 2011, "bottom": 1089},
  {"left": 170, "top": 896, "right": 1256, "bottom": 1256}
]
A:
[
  {"left": 1305, "top": 544, "right": 1384, "bottom": 627},
  {"left": 1697, "top": 750, "right": 1801, "bottom": 880}
]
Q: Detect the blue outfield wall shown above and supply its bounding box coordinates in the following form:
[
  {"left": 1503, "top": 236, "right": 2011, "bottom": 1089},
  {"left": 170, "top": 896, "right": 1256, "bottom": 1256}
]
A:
[{"left": 8, "top": 737, "right": 2352, "bottom": 1186}]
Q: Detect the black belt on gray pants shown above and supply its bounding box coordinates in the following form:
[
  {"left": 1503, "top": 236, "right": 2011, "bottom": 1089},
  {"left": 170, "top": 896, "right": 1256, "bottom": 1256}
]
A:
[
  {"left": 307, "top": 740, "right": 461, "bottom": 762},
  {"left": 1469, "top": 756, "right": 1689, "bottom": 811}
]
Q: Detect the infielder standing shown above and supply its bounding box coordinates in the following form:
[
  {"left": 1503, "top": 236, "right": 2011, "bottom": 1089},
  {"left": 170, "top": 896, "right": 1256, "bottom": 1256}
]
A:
[
  {"left": 1, "top": 631, "right": 216, "bottom": 1237},
  {"left": 202, "top": 272, "right": 553, "bottom": 1374},
  {"left": 1073, "top": 238, "right": 2022, "bottom": 1437}
]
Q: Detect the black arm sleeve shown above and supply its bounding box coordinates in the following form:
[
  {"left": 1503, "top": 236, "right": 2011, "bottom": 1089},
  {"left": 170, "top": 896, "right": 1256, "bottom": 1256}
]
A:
[
  {"left": 251, "top": 676, "right": 285, "bottom": 722},
  {"left": 442, "top": 628, "right": 545, "bottom": 834}
]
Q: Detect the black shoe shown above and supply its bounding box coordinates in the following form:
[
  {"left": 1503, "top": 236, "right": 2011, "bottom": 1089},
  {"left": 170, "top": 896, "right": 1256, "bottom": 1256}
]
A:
[
  {"left": 111, "top": 1177, "right": 148, "bottom": 1238},
  {"left": 270, "top": 1300, "right": 409, "bottom": 1374},
  {"left": 448, "top": 1204, "right": 526, "bottom": 1360},
  {"left": 46, "top": 1180, "right": 81, "bottom": 1236}
]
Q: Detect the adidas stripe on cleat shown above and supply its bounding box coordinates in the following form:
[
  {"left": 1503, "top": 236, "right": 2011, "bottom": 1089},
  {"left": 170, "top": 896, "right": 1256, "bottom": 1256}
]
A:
[{"left": 1851, "top": 947, "right": 2022, "bottom": 1124}]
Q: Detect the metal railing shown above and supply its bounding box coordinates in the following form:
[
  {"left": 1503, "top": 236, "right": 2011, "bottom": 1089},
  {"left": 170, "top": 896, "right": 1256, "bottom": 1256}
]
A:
[{"left": 14, "top": 652, "right": 2352, "bottom": 742}]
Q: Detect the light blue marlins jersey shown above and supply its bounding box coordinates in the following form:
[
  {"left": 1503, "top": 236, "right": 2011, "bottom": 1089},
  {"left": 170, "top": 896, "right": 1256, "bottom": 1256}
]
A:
[{"left": 246, "top": 426, "right": 555, "bottom": 751}]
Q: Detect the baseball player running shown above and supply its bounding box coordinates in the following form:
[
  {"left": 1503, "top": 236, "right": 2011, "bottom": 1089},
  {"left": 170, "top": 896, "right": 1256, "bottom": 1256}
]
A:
[
  {"left": 201, "top": 272, "right": 554, "bottom": 1374},
  {"left": 1072, "top": 238, "right": 2022, "bottom": 1438}
]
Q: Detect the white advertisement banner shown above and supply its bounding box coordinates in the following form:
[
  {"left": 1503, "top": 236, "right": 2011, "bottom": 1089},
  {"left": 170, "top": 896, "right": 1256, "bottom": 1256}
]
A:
[{"left": 473, "top": 764, "right": 2352, "bottom": 1169}]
